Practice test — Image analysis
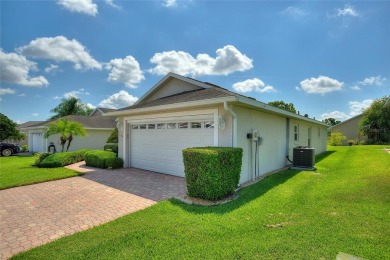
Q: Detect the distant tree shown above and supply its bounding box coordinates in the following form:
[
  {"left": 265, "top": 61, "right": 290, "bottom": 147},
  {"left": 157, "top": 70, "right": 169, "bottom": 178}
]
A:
[
  {"left": 45, "top": 119, "right": 87, "bottom": 152},
  {"left": 0, "top": 113, "right": 25, "bottom": 142},
  {"left": 322, "top": 118, "right": 341, "bottom": 126},
  {"left": 359, "top": 96, "right": 390, "bottom": 143},
  {"left": 49, "top": 96, "right": 93, "bottom": 120},
  {"left": 268, "top": 100, "right": 297, "bottom": 113},
  {"left": 106, "top": 128, "right": 118, "bottom": 143}
]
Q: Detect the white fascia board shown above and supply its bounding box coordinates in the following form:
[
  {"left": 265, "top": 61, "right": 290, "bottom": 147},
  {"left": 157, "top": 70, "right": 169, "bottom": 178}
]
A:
[
  {"left": 236, "top": 96, "right": 328, "bottom": 127},
  {"left": 104, "top": 96, "right": 237, "bottom": 117},
  {"left": 133, "top": 72, "right": 212, "bottom": 106},
  {"left": 21, "top": 126, "right": 48, "bottom": 131}
]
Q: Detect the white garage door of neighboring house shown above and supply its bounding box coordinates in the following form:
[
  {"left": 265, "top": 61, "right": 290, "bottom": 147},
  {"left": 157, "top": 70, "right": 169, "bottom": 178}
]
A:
[
  {"left": 31, "top": 133, "right": 44, "bottom": 152},
  {"left": 130, "top": 119, "right": 215, "bottom": 177}
]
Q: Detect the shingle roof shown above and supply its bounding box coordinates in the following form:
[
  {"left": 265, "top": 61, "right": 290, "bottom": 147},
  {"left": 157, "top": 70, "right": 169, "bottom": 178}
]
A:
[
  {"left": 18, "top": 121, "right": 46, "bottom": 129},
  {"left": 117, "top": 86, "right": 238, "bottom": 111},
  {"left": 20, "top": 115, "right": 116, "bottom": 129}
]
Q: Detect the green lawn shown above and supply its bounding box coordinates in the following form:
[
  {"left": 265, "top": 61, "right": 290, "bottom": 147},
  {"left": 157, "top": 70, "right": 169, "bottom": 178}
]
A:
[
  {"left": 0, "top": 155, "right": 82, "bottom": 189},
  {"left": 12, "top": 146, "right": 390, "bottom": 259}
]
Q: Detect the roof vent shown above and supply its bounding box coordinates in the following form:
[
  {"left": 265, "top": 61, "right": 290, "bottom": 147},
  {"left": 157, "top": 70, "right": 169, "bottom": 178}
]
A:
[{"left": 292, "top": 146, "right": 315, "bottom": 168}]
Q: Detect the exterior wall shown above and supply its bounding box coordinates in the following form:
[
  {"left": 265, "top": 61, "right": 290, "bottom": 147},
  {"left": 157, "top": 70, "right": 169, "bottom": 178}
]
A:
[
  {"left": 27, "top": 129, "right": 113, "bottom": 152},
  {"left": 147, "top": 78, "right": 203, "bottom": 102},
  {"left": 330, "top": 115, "right": 363, "bottom": 145},
  {"left": 287, "top": 119, "right": 328, "bottom": 160},
  {"left": 235, "top": 106, "right": 287, "bottom": 184}
]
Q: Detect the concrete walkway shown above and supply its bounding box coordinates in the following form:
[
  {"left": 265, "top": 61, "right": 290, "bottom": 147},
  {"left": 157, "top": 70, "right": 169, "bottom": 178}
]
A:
[{"left": 0, "top": 162, "right": 186, "bottom": 259}]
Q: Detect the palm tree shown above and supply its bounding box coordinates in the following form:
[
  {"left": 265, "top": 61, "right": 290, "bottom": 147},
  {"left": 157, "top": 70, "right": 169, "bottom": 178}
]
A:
[
  {"left": 49, "top": 96, "right": 93, "bottom": 120},
  {"left": 45, "top": 119, "right": 87, "bottom": 152}
]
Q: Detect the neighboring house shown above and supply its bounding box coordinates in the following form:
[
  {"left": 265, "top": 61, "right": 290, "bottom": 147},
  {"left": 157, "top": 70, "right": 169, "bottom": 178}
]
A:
[
  {"left": 20, "top": 109, "right": 116, "bottom": 153},
  {"left": 329, "top": 114, "right": 364, "bottom": 145},
  {"left": 105, "top": 73, "right": 328, "bottom": 184}
]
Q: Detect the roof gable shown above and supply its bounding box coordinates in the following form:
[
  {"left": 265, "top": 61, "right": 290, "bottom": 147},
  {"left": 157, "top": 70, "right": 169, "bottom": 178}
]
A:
[{"left": 134, "top": 72, "right": 213, "bottom": 106}]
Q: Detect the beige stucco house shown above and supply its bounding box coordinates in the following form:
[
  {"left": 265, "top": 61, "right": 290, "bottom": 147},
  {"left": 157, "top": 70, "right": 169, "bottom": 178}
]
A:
[
  {"left": 20, "top": 108, "right": 116, "bottom": 153},
  {"left": 105, "top": 73, "right": 328, "bottom": 184},
  {"left": 329, "top": 114, "right": 364, "bottom": 145}
]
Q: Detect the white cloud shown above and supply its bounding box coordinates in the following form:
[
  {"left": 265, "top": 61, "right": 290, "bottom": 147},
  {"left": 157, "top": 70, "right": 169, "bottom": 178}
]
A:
[
  {"left": 359, "top": 75, "right": 386, "bottom": 86},
  {"left": 32, "top": 113, "right": 39, "bottom": 117},
  {"left": 105, "top": 0, "right": 119, "bottom": 9},
  {"left": 337, "top": 5, "right": 359, "bottom": 17},
  {"left": 232, "top": 78, "right": 276, "bottom": 93},
  {"left": 45, "top": 64, "right": 60, "bottom": 73},
  {"left": 162, "top": 0, "right": 176, "bottom": 7},
  {"left": 0, "top": 88, "right": 16, "bottom": 96},
  {"left": 349, "top": 99, "right": 373, "bottom": 116},
  {"left": 64, "top": 88, "right": 90, "bottom": 98},
  {"left": 98, "top": 90, "right": 138, "bottom": 109},
  {"left": 299, "top": 76, "right": 343, "bottom": 94},
  {"left": 19, "top": 93, "right": 26, "bottom": 97},
  {"left": 0, "top": 50, "right": 49, "bottom": 87},
  {"left": 57, "top": 0, "right": 98, "bottom": 16},
  {"left": 351, "top": 85, "right": 360, "bottom": 90},
  {"left": 104, "top": 56, "right": 144, "bottom": 88},
  {"left": 17, "top": 36, "right": 102, "bottom": 70},
  {"left": 321, "top": 111, "right": 349, "bottom": 121},
  {"left": 281, "top": 6, "right": 307, "bottom": 18},
  {"left": 86, "top": 103, "right": 96, "bottom": 109},
  {"left": 149, "top": 45, "right": 253, "bottom": 77}
]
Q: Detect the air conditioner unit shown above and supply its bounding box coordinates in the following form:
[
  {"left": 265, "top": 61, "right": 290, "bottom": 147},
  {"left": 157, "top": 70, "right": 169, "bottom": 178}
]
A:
[{"left": 293, "top": 146, "right": 315, "bottom": 168}]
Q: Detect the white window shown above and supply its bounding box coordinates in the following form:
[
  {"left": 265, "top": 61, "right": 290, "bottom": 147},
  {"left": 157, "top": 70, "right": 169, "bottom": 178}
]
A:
[
  {"left": 132, "top": 125, "right": 138, "bottom": 129},
  {"left": 294, "top": 125, "right": 299, "bottom": 141},
  {"left": 204, "top": 121, "right": 214, "bottom": 129},
  {"left": 157, "top": 123, "right": 166, "bottom": 129},
  {"left": 167, "top": 123, "right": 176, "bottom": 129},
  {"left": 139, "top": 124, "right": 146, "bottom": 129},
  {"left": 191, "top": 122, "right": 201, "bottom": 129},
  {"left": 178, "top": 122, "right": 188, "bottom": 129},
  {"left": 148, "top": 124, "right": 155, "bottom": 129}
]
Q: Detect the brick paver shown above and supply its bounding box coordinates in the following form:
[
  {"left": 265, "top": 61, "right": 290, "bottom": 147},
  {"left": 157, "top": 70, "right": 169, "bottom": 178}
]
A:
[{"left": 0, "top": 163, "right": 186, "bottom": 259}]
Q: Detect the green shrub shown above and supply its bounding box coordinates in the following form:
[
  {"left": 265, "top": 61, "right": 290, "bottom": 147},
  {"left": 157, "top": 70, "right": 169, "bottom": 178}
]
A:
[
  {"left": 182, "top": 147, "right": 243, "bottom": 200},
  {"left": 105, "top": 157, "right": 124, "bottom": 169},
  {"left": 104, "top": 143, "right": 118, "bottom": 154},
  {"left": 35, "top": 152, "right": 51, "bottom": 166},
  {"left": 21, "top": 144, "right": 28, "bottom": 152},
  {"left": 85, "top": 150, "right": 119, "bottom": 169},
  {"left": 38, "top": 149, "right": 90, "bottom": 168},
  {"left": 106, "top": 128, "right": 118, "bottom": 143},
  {"left": 328, "top": 131, "right": 347, "bottom": 146}
]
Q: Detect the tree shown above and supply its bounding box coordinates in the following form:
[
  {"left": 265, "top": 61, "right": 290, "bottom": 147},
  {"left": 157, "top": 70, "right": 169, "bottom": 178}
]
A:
[
  {"left": 268, "top": 100, "right": 297, "bottom": 113},
  {"left": 322, "top": 118, "right": 341, "bottom": 126},
  {"left": 49, "top": 96, "right": 93, "bottom": 120},
  {"left": 328, "top": 131, "right": 347, "bottom": 146},
  {"left": 45, "top": 119, "right": 87, "bottom": 152},
  {"left": 106, "top": 128, "right": 118, "bottom": 143},
  {"left": 359, "top": 96, "right": 390, "bottom": 143},
  {"left": 0, "top": 113, "right": 25, "bottom": 142}
]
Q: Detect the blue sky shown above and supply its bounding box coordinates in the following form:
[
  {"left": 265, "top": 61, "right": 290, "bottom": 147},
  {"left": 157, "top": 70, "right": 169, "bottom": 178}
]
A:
[{"left": 1, "top": 0, "right": 389, "bottom": 124}]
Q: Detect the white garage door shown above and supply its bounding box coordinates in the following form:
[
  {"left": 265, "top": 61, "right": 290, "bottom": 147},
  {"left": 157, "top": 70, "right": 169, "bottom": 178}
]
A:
[
  {"left": 31, "top": 133, "right": 44, "bottom": 152},
  {"left": 130, "top": 120, "right": 215, "bottom": 177}
]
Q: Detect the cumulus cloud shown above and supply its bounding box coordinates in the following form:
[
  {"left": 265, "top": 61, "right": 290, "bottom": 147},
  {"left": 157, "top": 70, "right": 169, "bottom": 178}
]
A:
[
  {"left": 321, "top": 111, "right": 349, "bottom": 121},
  {"left": 232, "top": 78, "right": 276, "bottom": 93},
  {"left": 64, "top": 88, "right": 90, "bottom": 98},
  {"left": 358, "top": 75, "right": 386, "bottom": 86},
  {"left": 105, "top": 56, "right": 145, "bottom": 88},
  {"left": 149, "top": 45, "right": 253, "bottom": 77},
  {"left": 98, "top": 90, "right": 138, "bottom": 109},
  {"left": 299, "top": 76, "right": 343, "bottom": 94},
  {"left": 86, "top": 103, "right": 96, "bottom": 109},
  {"left": 57, "top": 0, "right": 98, "bottom": 16},
  {"left": 17, "top": 36, "right": 102, "bottom": 70},
  {"left": 45, "top": 64, "right": 60, "bottom": 73},
  {"left": 337, "top": 5, "right": 359, "bottom": 17},
  {"left": 281, "top": 6, "right": 307, "bottom": 18},
  {"left": 349, "top": 99, "right": 373, "bottom": 116},
  {"left": 162, "top": 0, "right": 176, "bottom": 7},
  {"left": 0, "top": 50, "right": 49, "bottom": 87},
  {"left": 0, "top": 88, "right": 16, "bottom": 96}
]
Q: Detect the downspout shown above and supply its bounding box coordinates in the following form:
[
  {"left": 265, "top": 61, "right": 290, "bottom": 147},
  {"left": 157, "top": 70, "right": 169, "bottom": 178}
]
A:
[
  {"left": 286, "top": 118, "right": 291, "bottom": 165},
  {"left": 224, "top": 101, "right": 237, "bottom": 147}
]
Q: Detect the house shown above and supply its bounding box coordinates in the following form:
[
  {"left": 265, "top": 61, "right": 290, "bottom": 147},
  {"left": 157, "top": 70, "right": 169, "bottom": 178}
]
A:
[
  {"left": 328, "top": 114, "right": 364, "bottom": 145},
  {"left": 20, "top": 108, "right": 116, "bottom": 153},
  {"left": 105, "top": 73, "right": 328, "bottom": 184}
]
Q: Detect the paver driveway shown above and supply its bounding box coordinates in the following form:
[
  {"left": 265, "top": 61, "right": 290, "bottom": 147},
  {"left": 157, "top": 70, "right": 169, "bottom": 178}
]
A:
[{"left": 0, "top": 162, "right": 186, "bottom": 259}]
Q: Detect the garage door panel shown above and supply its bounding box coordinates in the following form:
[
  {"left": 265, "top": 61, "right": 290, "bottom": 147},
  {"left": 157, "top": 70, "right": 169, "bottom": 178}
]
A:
[{"left": 130, "top": 119, "right": 214, "bottom": 177}]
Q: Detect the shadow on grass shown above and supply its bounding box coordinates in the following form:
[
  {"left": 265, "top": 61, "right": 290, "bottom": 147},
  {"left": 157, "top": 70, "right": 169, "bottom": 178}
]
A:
[
  {"left": 171, "top": 169, "right": 302, "bottom": 215},
  {"left": 315, "top": 150, "right": 336, "bottom": 163}
]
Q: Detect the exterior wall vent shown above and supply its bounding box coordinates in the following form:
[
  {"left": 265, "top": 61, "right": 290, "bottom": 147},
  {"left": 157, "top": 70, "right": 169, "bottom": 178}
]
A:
[{"left": 293, "top": 146, "right": 315, "bottom": 168}]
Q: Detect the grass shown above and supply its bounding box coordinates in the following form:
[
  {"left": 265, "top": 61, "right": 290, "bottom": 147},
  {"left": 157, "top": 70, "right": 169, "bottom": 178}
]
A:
[
  {"left": 11, "top": 145, "right": 390, "bottom": 259},
  {"left": 0, "top": 155, "right": 82, "bottom": 189}
]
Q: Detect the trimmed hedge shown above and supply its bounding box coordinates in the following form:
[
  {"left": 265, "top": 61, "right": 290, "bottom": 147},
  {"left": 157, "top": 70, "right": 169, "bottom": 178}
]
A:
[
  {"left": 104, "top": 143, "right": 118, "bottom": 154},
  {"left": 182, "top": 147, "right": 243, "bottom": 200},
  {"left": 38, "top": 150, "right": 90, "bottom": 168},
  {"left": 85, "top": 150, "right": 123, "bottom": 169}
]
